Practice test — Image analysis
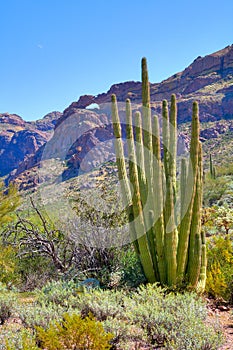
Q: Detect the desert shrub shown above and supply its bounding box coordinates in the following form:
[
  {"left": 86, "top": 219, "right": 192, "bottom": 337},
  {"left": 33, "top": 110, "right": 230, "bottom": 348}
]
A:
[
  {"left": 202, "top": 205, "right": 233, "bottom": 236},
  {"left": 4, "top": 329, "right": 39, "bottom": 350},
  {"left": 16, "top": 255, "right": 57, "bottom": 291},
  {"left": 216, "top": 163, "right": 233, "bottom": 177},
  {"left": 0, "top": 292, "right": 17, "bottom": 325},
  {"left": 103, "top": 317, "right": 147, "bottom": 350},
  {"left": 3, "top": 203, "right": 136, "bottom": 291},
  {"left": 122, "top": 284, "right": 223, "bottom": 349},
  {"left": 0, "top": 282, "right": 8, "bottom": 293},
  {"left": 115, "top": 248, "right": 146, "bottom": 289},
  {"left": 76, "top": 289, "right": 127, "bottom": 321},
  {"left": 1, "top": 285, "right": 224, "bottom": 350},
  {"left": 204, "top": 176, "right": 229, "bottom": 206},
  {"left": 214, "top": 206, "right": 233, "bottom": 235},
  {"left": 35, "top": 280, "right": 79, "bottom": 308},
  {"left": 0, "top": 182, "right": 20, "bottom": 225},
  {"left": 33, "top": 245, "right": 145, "bottom": 296},
  {"left": 206, "top": 235, "right": 233, "bottom": 302},
  {"left": 0, "top": 245, "right": 20, "bottom": 287},
  {"left": 34, "top": 280, "right": 128, "bottom": 322},
  {"left": 64, "top": 285, "right": 222, "bottom": 349},
  {"left": 86, "top": 246, "right": 147, "bottom": 290},
  {"left": 3, "top": 208, "right": 78, "bottom": 278},
  {"left": 36, "top": 313, "right": 113, "bottom": 350},
  {"left": 85, "top": 245, "right": 146, "bottom": 290},
  {"left": 16, "top": 303, "right": 65, "bottom": 330}
]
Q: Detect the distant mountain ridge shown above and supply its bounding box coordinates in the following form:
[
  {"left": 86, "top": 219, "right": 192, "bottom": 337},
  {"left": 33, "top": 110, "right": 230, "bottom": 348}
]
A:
[
  {"left": 1, "top": 44, "right": 233, "bottom": 185},
  {"left": 73, "top": 44, "right": 233, "bottom": 122}
]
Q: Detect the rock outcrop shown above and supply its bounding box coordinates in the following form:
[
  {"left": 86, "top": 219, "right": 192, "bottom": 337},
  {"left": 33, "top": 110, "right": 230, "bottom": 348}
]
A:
[
  {"left": 0, "top": 113, "right": 26, "bottom": 127},
  {"left": 0, "top": 129, "right": 48, "bottom": 176},
  {"left": 0, "top": 112, "right": 60, "bottom": 176}
]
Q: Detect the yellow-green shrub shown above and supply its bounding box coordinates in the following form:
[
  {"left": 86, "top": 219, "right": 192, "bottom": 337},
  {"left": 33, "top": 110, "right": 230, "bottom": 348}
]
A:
[
  {"left": 206, "top": 235, "right": 233, "bottom": 301},
  {"left": 5, "top": 330, "right": 39, "bottom": 350},
  {"left": 36, "top": 313, "right": 113, "bottom": 350},
  {"left": 0, "top": 244, "right": 20, "bottom": 286}
]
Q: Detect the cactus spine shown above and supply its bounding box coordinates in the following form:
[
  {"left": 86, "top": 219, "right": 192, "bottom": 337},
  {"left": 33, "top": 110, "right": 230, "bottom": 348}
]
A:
[{"left": 112, "top": 58, "right": 206, "bottom": 289}]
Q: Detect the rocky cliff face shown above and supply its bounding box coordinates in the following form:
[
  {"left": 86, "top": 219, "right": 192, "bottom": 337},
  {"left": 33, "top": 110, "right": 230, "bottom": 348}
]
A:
[
  {"left": 0, "top": 112, "right": 61, "bottom": 176},
  {"left": 0, "top": 129, "right": 48, "bottom": 177},
  {"left": 1, "top": 45, "right": 233, "bottom": 187}
]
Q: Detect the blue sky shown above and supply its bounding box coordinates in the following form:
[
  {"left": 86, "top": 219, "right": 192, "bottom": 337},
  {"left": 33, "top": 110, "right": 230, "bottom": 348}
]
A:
[{"left": 1, "top": 0, "right": 233, "bottom": 121}]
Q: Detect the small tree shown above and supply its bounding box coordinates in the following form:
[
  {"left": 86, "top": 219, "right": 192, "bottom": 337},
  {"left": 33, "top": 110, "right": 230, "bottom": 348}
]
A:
[
  {"left": 3, "top": 198, "right": 127, "bottom": 287},
  {"left": 3, "top": 198, "right": 79, "bottom": 274}
]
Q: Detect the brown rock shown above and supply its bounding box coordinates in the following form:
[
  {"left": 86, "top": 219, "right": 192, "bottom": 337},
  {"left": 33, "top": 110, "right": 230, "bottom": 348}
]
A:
[{"left": 0, "top": 113, "right": 25, "bottom": 127}]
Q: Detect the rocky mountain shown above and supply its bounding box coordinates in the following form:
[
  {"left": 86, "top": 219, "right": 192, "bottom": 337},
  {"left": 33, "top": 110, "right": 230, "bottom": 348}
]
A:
[
  {"left": 0, "top": 112, "right": 62, "bottom": 176},
  {"left": 73, "top": 45, "right": 233, "bottom": 123},
  {"left": 1, "top": 44, "right": 233, "bottom": 188}
]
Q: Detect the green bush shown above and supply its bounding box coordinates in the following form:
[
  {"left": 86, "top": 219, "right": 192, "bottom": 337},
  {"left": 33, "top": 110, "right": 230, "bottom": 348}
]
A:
[
  {"left": 202, "top": 205, "right": 233, "bottom": 236},
  {"left": 16, "top": 255, "right": 57, "bottom": 291},
  {"left": 206, "top": 235, "right": 233, "bottom": 302},
  {"left": 0, "top": 282, "right": 8, "bottom": 293},
  {"left": 0, "top": 292, "right": 17, "bottom": 325},
  {"left": 215, "top": 163, "right": 233, "bottom": 177},
  {"left": 4, "top": 329, "right": 39, "bottom": 350},
  {"left": 204, "top": 176, "right": 228, "bottom": 206},
  {"left": 123, "top": 284, "right": 222, "bottom": 349},
  {"left": 103, "top": 317, "right": 147, "bottom": 350},
  {"left": 35, "top": 280, "right": 78, "bottom": 308},
  {"left": 16, "top": 303, "right": 65, "bottom": 330},
  {"left": 0, "top": 182, "right": 20, "bottom": 225},
  {"left": 36, "top": 313, "right": 113, "bottom": 350},
  {"left": 115, "top": 248, "right": 146, "bottom": 289},
  {"left": 0, "top": 245, "right": 20, "bottom": 287},
  {"left": 76, "top": 289, "right": 127, "bottom": 321}
]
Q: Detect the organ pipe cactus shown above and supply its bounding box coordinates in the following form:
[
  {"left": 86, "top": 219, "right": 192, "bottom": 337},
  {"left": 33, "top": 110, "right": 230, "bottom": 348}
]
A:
[
  {"left": 209, "top": 153, "right": 216, "bottom": 179},
  {"left": 209, "top": 153, "right": 213, "bottom": 178},
  {"left": 111, "top": 58, "right": 206, "bottom": 290}
]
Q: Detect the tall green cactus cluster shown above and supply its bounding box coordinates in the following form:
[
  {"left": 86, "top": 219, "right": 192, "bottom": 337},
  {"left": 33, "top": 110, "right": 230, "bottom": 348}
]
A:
[{"left": 111, "top": 58, "right": 207, "bottom": 290}]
